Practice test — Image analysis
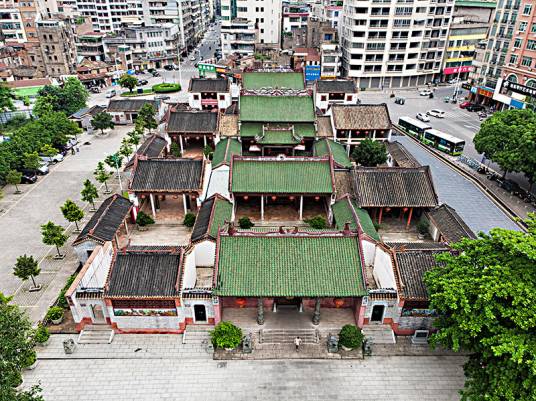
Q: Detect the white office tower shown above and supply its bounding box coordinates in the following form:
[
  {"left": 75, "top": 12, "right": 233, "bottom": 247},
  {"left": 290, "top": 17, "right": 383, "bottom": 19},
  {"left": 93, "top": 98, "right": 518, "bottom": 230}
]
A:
[
  {"left": 221, "top": 0, "right": 282, "bottom": 57},
  {"left": 341, "top": 0, "right": 454, "bottom": 89}
]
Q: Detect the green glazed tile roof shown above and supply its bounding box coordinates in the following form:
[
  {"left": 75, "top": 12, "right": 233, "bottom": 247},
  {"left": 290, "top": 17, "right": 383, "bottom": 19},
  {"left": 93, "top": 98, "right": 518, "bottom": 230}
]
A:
[
  {"left": 293, "top": 123, "right": 316, "bottom": 137},
  {"left": 214, "top": 234, "right": 367, "bottom": 297},
  {"left": 332, "top": 197, "right": 380, "bottom": 241},
  {"left": 242, "top": 72, "right": 305, "bottom": 90},
  {"left": 314, "top": 139, "right": 352, "bottom": 168},
  {"left": 240, "top": 96, "right": 315, "bottom": 123},
  {"left": 257, "top": 130, "right": 300, "bottom": 145},
  {"left": 240, "top": 122, "right": 263, "bottom": 137},
  {"left": 231, "top": 158, "right": 334, "bottom": 194},
  {"left": 209, "top": 198, "right": 233, "bottom": 238},
  {"left": 212, "top": 138, "right": 242, "bottom": 167}
]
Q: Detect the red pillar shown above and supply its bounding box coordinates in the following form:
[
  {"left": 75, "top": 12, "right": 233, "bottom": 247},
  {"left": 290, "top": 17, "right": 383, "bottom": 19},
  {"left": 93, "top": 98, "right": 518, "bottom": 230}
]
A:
[
  {"left": 406, "top": 207, "right": 414, "bottom": 230},
  {"left": 378, "top": 207, "right": 383, "bottom": 225}
]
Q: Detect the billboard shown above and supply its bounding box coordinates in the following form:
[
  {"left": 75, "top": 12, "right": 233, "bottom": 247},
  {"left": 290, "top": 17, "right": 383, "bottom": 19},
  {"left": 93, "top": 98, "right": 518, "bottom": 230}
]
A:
[
  {"left": 305, "top": 65, "right": 321, "bottom": 81},
  {"left": 443, "top": 65, "right": 474, "bottom": 75}
]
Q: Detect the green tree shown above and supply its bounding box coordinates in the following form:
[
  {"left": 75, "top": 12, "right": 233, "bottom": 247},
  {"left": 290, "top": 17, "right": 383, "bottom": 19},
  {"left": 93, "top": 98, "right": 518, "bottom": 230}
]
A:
[
  {"left": 119, "top": 137, "right": 133, "bottom": 161},
  {"left": 81, "top": 179, "right": 99, "bottom": 210},
  {"left": 424, "top": 214, "right": 536, "bottom": 401},
  {"left": 32, "top": 95, "right": 55, "bottom": 118},
  {"left": 6, "top": 169, "right": 22, "bottom": 194},
  {"left": 127, "top": 129, "right": 141, "bottom": 150},
  {"left": 0, "top": 293, "right": 44, "bottom": 401},
  {"left": 37, "top": 111, "right": 80, "bottom": 147},
  {"left": 23, "top": 151, "right": 41, "bottom": 171},
  {"left": 118, "top": 74, "right": 138, "bottom": 93},
  {"left": 91, "top": 111, "right": 114, "bottom": 135},
  {"left": 473, "top": 109, "right": 536, "bottom": 179},
  {"left": 105, "top": 153, "right": 124, "bottom": 191},
  {"left": 0, "top": 82, "right": 15, "bottom": 112},
  {"left": 351, "top": 139, "right": 387, "bottom": 167},
  {"left": 94, "top": 161, "right": 112, "bottom": 193},
  {"left": 40, "top": 221, "right": 68, "bottom": 258},
  {"left": 60, "top": 199, "right": 84, "bottom": 231},
  {"left": 13, "top": 254, "right": 41, "bottom": 290},
  {"left": 36, "top": 78, "right": 88, "bottom": 116},
  {"left": 137, "top": 103, "right": 157, "bottom": 134},
  {"left": 40, "top": 144, "right": 58, "bottom": 157}
]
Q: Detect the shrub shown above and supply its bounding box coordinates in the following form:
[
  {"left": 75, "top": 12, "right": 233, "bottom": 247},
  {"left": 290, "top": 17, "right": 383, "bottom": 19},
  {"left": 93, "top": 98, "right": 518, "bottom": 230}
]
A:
[
  {"left": 34, "top": 323, "right": 50, "bottom": 344},
  {"left": 170, "top": 142, "right": 182, "bottom": 157},
  {"left": 183, "top": 212, "right": 196, "bottom": 227},
  {"left": 136, "top": 211, "right": 155, "bottom": 227},
  {"left": 417, "top": 218, "right": 429, "bottom": 235},
  {"left": 46, "top": 306, "right": 64, "bottom": 321},
  {"left": 338, "top": 324, "right": 364, "bottom": 349},
  {"left": 304, "top": 215, "right": 327, "bottom": 229},
  {"left": 238, "top": 216, "right": 254, "bottom": 229},
  {"left": 57, "top": 273, "right": 76, "bottom": 309},
  {"left": 24, "top": 351, "right": 37, "bottom": 368},
  {"left": 210, "top": 321, "right": 242, "bottom": 349},
  {"left": 152, "top": 83, "right": 181, "bottom": 93}
]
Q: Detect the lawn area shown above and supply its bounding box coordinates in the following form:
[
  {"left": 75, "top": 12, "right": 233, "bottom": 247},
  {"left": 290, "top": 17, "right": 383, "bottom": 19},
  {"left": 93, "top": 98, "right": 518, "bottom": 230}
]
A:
[{"left": 120, "top": 89, "right": 154, "bottom": 97}]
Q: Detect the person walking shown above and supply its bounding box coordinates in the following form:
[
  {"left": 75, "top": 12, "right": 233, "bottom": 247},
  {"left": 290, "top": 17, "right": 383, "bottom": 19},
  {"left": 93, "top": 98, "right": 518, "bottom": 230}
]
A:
[{"left": 294, "top": 336, "right": 302, "bottom": 352}]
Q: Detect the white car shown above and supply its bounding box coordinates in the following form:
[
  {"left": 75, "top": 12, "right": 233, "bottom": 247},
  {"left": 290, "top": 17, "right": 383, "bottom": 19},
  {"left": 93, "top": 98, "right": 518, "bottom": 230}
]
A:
[
  {"left": 419, "top": 89, "right": 433, "bottom": 96},
  {"left": 426, "top": 109, "right": 445, "bottom": 118},
  {"left": 40, "top": 153, "right": 64, "bottom": 164},
  {"left": 416, "top": 113, "right": 430, "bottom": 122},
  {"left": 189, "top": 55, "right": 196, "bottom": 61}
]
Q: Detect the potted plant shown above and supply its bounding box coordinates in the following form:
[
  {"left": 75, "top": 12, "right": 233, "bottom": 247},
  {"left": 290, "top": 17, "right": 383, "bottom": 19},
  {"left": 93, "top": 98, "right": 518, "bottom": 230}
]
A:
[
  {"left": 136, "top": 211, "right": 155, "bottom": 231},
  {"left": 46, "top": 306, "right": 64, "bottom": 325},
  {"left": 210, "top": 321, "right": 243, "bottom": 351},
  {"left": 338, "top": 324, "right": 364, "bottom": 351},
  {"left": 238, "top": 216, "right": 254, "bottom": 229},
  {"left": 34, "top": 323, "right": 50, "bottom": 346},
  {"left": 183, "top": 212, "right": 196, "bottom": 228},
  {"left": 24, "top": 351, "right": 38, "bottom": 370},
  {"left": 416, "top": 218, "right": 429, "bottom": 239}
]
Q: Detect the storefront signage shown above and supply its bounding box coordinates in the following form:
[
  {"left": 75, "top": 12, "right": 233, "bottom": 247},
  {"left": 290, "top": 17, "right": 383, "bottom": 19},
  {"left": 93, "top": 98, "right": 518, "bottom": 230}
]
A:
[
  {"left": 501, "top": 80, "right": 536, "bottom": 99},
  {"left": 443, "top": 65, "right": 474, "bottom": 75},
  {"left": 461, "top": 83, "right": 472, "bottom": 90},
  {"left": 477, "top": 87, "right": 494, "bottom": 98},
  {"left": 305, "top": 65, "right": 321, "bottom": 81}
]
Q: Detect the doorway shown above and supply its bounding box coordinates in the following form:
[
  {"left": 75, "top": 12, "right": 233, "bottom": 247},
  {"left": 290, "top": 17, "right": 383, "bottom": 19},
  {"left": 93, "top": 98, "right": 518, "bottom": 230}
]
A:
[
  {"left": 370, "top": 304, "right": 385, "bottom": 323},
  {"left": 193, "top": 304, "right": 207, "bottom": 322},
  {"left": 91, "top": 304, "right": 105, "bottom": 323}
]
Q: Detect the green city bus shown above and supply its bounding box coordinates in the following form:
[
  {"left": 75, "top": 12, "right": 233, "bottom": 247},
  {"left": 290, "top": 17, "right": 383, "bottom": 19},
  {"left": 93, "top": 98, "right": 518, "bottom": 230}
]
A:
[
  {"left": 398, "top": 116, "right": 431, "bottom": 140},
  {"left": 422, "top": 128, "right": 465, "bottom": 156}
]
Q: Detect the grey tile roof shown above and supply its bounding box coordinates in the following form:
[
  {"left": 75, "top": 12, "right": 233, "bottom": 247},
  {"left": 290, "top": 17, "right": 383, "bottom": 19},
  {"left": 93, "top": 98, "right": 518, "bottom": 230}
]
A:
[
  {"left": 125, "top": 135, "right": 167, "bottom": 169},
  {"left": 316, "top": 80, "right": 357, "bottom": 94},
  {"left": 73, "top": 195, "right": 132, "bottom": 246},
  {"left": 70, "top": 105, "right": 106, "bottom": 119},
  {"left": 352, "top": 167, "right": 439, "bottom": 208},
  {"left": 105, "top": 247, "right": 182, "bottom": 298},
  {"left": 316, "top": 116, "right": 333, "bottom": 137},
  {"left": 189, "top": 78, "right": 229, "bottom": 93},
  {"left": 107, "top": 99, "right": 158, "bottom": 112},
  {"left": 166, "top": 111, "right": 218, "bottom": 133},
  {"left": 130, "top": 158, "right": 204, "bottom": 192},
  {"left": 386, "top": 141, "right": 420, "bottom": 168},
  {"left": 332, "top": 104, "right": 391, "bottom": 131},
  {"left": 427, "top": 204, "right": 477, "bottom": 243},
  {"left": 386, "top": 242, "right": 450, "bottom": 251},
  {"left": 191, "top": 196, "right": 215, "bottom": 242},
  {"left": 396, "top": 136, "right": 521, "bottom": 233},
  {"left": 394, "top": 247, "right": 449, "bottom": 300}
]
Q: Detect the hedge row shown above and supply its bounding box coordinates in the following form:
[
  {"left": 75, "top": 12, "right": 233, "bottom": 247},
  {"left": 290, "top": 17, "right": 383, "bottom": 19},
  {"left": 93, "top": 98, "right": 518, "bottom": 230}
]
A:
[{"left": 152, "top": 83, "right": 181, "bottom": 93}]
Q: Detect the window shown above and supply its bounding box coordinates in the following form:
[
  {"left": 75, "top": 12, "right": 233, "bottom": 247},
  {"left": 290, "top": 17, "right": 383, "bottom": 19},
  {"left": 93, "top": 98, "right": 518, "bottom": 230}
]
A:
[
  {"left": 531, "top": 23, "right": 536, "bottom": 33},
  {"left": 237, "top": 7, "right": 246, "bottom": 11},
  {"left": 219, "top": 95, "right": 225, "bottom": 100},
  {"left": 523, "top": 4, "right": 532, "bottom": 14},
  {"left": 509, "top": 54, "right": 518, "bottom": 64},
  {"left": 193, "top": 94, "right": 200, "bottom": 100},
  {"left": 320, "top": 95, "right": 327, "bottom": 101},
  {"left": 519, "top": 21, "right": 528, "bottom": 32},
  {"left": 514, "top": 38, "right": 522, "bottom": 48},
  {"left": 528, "top": 40, "right": 536, "bottom": 50},
  {"left": 522, "top": 56, "right": 533, "bottom": 66}
]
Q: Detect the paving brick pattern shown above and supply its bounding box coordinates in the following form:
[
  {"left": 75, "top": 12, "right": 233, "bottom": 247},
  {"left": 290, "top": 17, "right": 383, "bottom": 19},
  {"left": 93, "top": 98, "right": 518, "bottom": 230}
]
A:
[{"left": 396, "top": 136, "right": 520, "bottom": 233}]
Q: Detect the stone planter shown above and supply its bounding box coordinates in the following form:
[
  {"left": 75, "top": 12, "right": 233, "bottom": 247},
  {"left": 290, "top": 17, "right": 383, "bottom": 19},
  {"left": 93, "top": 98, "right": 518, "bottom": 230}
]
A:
[
  {"left": 25, "top": 360, "right": 38, "bottom": 370},
  {"left": 51, "top": 317, "right": 63, "bottom": 325},
  {"left": 417, "top": 233, "right": 425, "bottom": 240},
  {"left": 37, "top": 339, "right": 50, "bottom": 347},
  {"left": 137, "top": 224, "right": 148, "bottom": 231},
  {"left": 341, "top": 345, "right": 353, "bottom": 351},
  {"left": 29, "top": 285, "right": 42, "bottom": 292}
]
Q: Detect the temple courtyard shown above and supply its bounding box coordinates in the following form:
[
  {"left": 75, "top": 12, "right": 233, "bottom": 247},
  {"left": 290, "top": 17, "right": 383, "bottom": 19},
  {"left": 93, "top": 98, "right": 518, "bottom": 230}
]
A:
[{"left": 24, "top": 334, "right": 465, "bottom": 401}]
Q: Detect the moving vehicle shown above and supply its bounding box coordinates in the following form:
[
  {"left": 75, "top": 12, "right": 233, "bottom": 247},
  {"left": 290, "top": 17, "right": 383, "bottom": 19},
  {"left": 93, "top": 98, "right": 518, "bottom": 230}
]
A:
[
  {"left": 163, "top": 64, "right": 174, "bottom": 70},
  {"left": 40, "top": 153, "right": 64, "bottom": 164},
  {"left": 459, "top": 101, "right": 472, "bottom": 109},
  {"left": 427, "top": 109, "right": 445, "bottom": 118},
  {"left": 106, "top": 89, "right": 117, "bottom": 98},
  {"left": 419, "top": 89, "right": 433, "bottom": 96},
  {"left": 416, "top": 112, "right": 430, "bottom": 122},
  {"left": 466, "top": 104, "right": 485, "bottom": 112},
  {"left": 151, "top": 71, "right": 160, "bottom": 77},
  {"left": 398, "top": 116, "right": 431, "bottom": 138},
  {"left": 422, "top": 129, "right": 465, "bottom": 155},
  {"left": 394, "top": 97, "right": 405, "bottom": 105}
]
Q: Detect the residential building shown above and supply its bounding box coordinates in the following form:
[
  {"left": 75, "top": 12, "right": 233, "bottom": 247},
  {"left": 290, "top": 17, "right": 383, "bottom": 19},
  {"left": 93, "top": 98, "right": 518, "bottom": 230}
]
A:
[
  {"left": 320, "top": 43, "right": 342, "bottom": 78},
  {"left": 188, "top": 78, "right": 232, "bottom": 111},
  {"left": 314, "top": 79, "right": 358, "bottom": 113},
  {"left": 106, "top": 99, "right": 164, "bottom": 124},
  {"left": 166, "top": 110, "right": 219, "bottom": 154},
  {"left": 220, "top": 0, "right": 282, "bottom": 57},
  {"left": 0, "top": 8, "right": 26, "bottom": 43},
  {"left": 341, "top": 0, "right": 455, "bottom": 88},
  {"left": 77, "top": 32, "right": 106, "bottom": 61},
  {"left": 282, "top": 2, "right": 309, "bottom": 33},
  {"left": 36, "top": 19, "right": 78, "bottom": 77}
]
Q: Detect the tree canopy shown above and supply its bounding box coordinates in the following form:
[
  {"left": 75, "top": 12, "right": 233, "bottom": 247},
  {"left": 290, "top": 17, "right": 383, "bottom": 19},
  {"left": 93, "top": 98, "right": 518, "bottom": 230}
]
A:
[
  {"left": 81, "top": 179, "right": 99, "bottom": 209},
  {"left": 23, "top": 152, "right": 41, "bottom": 171},
  {"left": 474, "top": 109, "right": 536, "bottom": 184},
  {"left": 0, "top": 82, "right": 16, "bottom": 112},
  {"left": 60, "top": 199, "right": 84, "bottom": 231},
  {"left": 137, "top": 103, "right": 157, "bottom": 133},
  {"left": 350, "top": 138, "right": 388, "bottom": 167},
  {"left": 424, "top": 214, "right": 536, "bottom": 401},
  {"left": 94, "top": 161, "right": 112, "bottom": 193},
  {"left": 36, "top": 78, "right": 89, "bottom": 116},
  {"left": 40, "top": 221, "right": 68, "bottom": 257},
  {"left": 118, "top": 74, "right": 138, "bottom": 93},
  {"left": 13, "top": 254, "right": 40, "bottom": 289},
  {"left": 91, "top": 112, "right": 114, "bottom": 135}
]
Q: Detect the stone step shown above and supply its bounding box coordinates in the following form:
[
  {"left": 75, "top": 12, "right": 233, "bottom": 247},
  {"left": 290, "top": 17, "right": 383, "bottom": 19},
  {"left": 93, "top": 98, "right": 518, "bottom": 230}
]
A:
[
  {"left": 78, "top": 327, "right": 114, "bottom": 344},
  {"left": 260, "top": 329, "right": 319, "bottom": 344},
  {"left": 362, "top": 325, "right": 396, "bottom": 345},
  {"left": 182, "top": 325, "right": 212, "bottom": 344}
]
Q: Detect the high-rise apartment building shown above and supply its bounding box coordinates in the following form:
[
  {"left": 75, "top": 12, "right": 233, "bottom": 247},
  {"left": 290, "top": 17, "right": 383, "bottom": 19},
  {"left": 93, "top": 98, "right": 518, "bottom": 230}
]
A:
[
  {"left": 220, "top": 0, "right": 282, "bottom": 57},
  {"left": 36, "top": 18, "right": 77, "bottom": 76},
  {"left": 341, "top": 0, "right": 454, "bottom": 89}
]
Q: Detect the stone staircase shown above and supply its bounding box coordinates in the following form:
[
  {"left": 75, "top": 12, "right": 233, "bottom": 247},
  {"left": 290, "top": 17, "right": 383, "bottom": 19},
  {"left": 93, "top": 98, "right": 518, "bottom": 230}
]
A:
[
  {"left": 182, "top": 325, "right": 212, "bottom": 345},
  {"left": 259, "top": 329, "right": 319, "bottom": 344},
  {"left": 77, "top": 325, "right": 115, "bottom": 344},
  {"left": 362, "top": 324, "right": 396, "bottom": 345}
]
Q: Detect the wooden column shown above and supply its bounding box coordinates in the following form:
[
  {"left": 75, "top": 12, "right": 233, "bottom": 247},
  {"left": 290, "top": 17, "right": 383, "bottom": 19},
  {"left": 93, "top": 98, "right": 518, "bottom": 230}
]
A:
[
  {"left": 149, "top": 193, "right": 156, "bottom": 218},
  {"left": 182, "top": 194, "right": 188, "bottom": 215},
  {"left": 203, "top": 135, "right": 207, "bottom": 147},
  {"left": 179, "top": 135, "right": 184, "bottom": 154},
  {"left": 299, "top": 196, "right": 304, "bottom": 220},
  {"left": 378, "top": 207, "right": 383, "bottom": 225},
  {"left": 406, "top": 207, "right": 414, "bottom": 230},
  {"left": 260, "top": 196, "right": 264, "bottom": 221},
  {"left": 124, "top": 220, "right": 129, "bottom": 236}
]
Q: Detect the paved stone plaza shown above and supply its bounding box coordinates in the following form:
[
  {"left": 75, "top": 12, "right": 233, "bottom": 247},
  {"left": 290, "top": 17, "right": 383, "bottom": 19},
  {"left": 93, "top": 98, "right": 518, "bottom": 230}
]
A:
[{"left": 23, "top": 335, "right": 465, "bottom": 401}]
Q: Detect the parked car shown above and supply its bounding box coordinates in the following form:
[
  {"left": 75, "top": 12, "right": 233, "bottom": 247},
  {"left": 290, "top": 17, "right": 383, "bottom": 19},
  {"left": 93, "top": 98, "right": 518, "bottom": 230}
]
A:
[
  {"left": 466, "top": 104, "right": 485, "bottom": 112},
  {"left": 57, "top": 138, "right": 78, "bottom": 154},
  {"left": 427, "top": 109, "right": 445, "bottom": 118},
  {"left": 189, "top": 55, "right": 197, "bottom": 61},
  {"left": 416, "top": 112, "right": 430, "bottom": 122},
  {"left": 163, "top": 64, "right": 174, "bottom": 71},
  {"left": 448, "top": 78, "right": 459, "bottom": 84},
  {"left": 394, "top": 97, "right": 405, "bottom": 105},
  {"left": 419, "top": 89, "right": 433, "bottom": 96},
  {"left": 151, "top": 71, "right": 160, "bottom": 77},
  {"left": 89, "top": 87, "right": 101, "bottom": 93},
  {"left": 459, "top": 101, "right": 472, "bottom": 109},
  {"left": 137, "top": 79, "right": 148, "bottom": 86},
  {"left": 40, "top": 153, "right": 64, "bottom": 164},
  {"left": 36, "top": 163, "right": 49, "bottom": 175},
  {"left": 106, "top": 89, "right": 117, "bottom": 98},
  {"left": 20, "top": 171, "right": 38, "bottom": 184}
]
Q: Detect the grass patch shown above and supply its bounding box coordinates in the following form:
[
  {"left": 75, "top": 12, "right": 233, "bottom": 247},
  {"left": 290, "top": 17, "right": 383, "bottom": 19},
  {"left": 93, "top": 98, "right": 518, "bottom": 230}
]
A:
[{"left": 121, "top": 89, "right": 154, "bottom": 97}]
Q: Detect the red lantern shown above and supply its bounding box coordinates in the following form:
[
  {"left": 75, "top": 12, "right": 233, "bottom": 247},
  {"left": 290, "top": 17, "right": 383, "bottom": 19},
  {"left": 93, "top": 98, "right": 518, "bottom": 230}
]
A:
[
  {"left": 314, "top": 196, "right": 320, "bottom": 201},
  {"left": 334, "top": 298, "right": 344, "bottom": 308},
  {"left": 385, "top": 207, "right": 392, "bottom": 212},
  {"left": 403, "top": 207, "right": 408, "bottom": 212},
  {"left": 289, "top": 196, "right": 295, "bottom": 201},
  {"left": 141, "top": 194, "right": 146, "bottom": 199},
  {"left": 271, "top": 196, "right": 277, "bottom": 201},
  {"left": 236, "top": 298, "right": 246, "bottom": 308},
  {"left": 243, "top": 195, "right": 249, "bottom": 201}
]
